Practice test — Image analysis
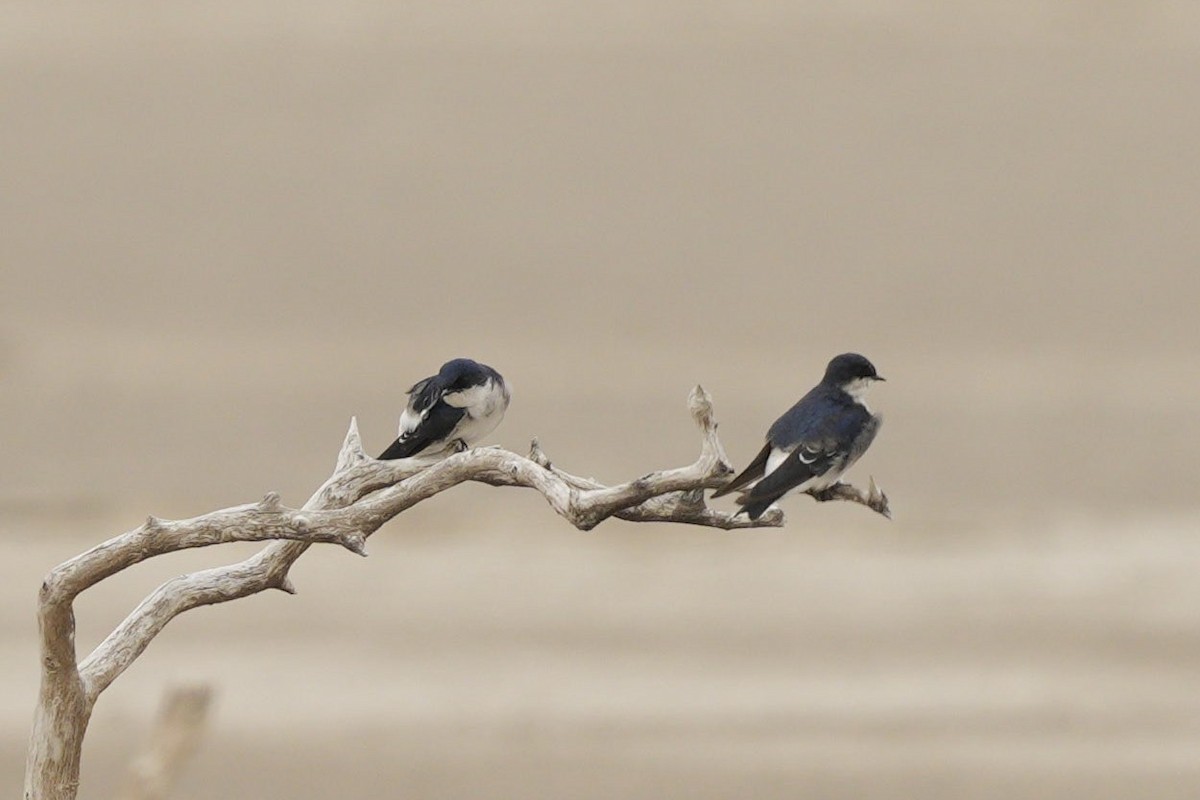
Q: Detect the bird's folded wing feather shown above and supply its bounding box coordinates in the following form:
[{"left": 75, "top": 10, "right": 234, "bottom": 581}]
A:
[
  {"left": 743, "top": 402, "right": 871, "bottom": 503},
  {"left": 739, "top": 439, "right": 839, "bottom": 503},
  {"left": 712, "top": 441, "right": 772, "bottom": 498},
  {"left": 397, "top": 377, "right": 440, "bottom": 434},
  {"left": 382, "top": 402, "right": 466, "bottom": 459},
  {"left": 380, "top": 375, "right": 465, "bottom": 459}
]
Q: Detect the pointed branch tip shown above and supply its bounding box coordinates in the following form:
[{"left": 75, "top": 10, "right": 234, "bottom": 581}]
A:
[
  {"left": 345, "top": 534, "right": 369, "bottom": 557},
  {"left": 688, "top": 385, "right": 717, "bottom": 431},
  {"left": 336, "top": 416, "right": 368, "bottom": 470},
  {"left": 529, "top": 437, "right": 551, "bottom": 467}
]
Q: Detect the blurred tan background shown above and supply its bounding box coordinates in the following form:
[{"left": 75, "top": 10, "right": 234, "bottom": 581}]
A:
[{"left": 3, "top": 2, "right": 1200, "bottom": 797}]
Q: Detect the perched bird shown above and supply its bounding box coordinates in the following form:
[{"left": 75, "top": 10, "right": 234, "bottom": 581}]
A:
[
  {"left": 378, "top": 358, "right": 510, "bottom": 460},
  {"left": 713, "top": 353, "right": 885, "bottom": 520}
]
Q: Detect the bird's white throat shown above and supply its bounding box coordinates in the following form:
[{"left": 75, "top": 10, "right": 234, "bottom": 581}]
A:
[{"left": 842, "top": 377, "right": 875, "bottom": 404}]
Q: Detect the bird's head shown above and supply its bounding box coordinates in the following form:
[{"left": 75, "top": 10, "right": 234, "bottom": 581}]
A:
[
  {"left": 822, "top": 353, "right": 885, "bottom": 399},
  {"left": 438, "top": 358, "right": 491, "bottom": 390}
]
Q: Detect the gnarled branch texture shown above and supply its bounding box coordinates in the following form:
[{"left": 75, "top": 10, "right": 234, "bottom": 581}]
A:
[{"left": 24, "top": 387, "right": 884, "bottom": 800}]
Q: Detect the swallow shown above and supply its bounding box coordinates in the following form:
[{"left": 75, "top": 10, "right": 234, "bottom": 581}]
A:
[
  {"left": 379, "top": 358, "right": 510, "bottom": 460},
  {"left": 714, "top": 353, "right": 884, "bottom": 519}
]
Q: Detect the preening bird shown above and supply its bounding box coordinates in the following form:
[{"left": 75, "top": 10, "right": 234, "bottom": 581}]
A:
[
  {"left": 378, "top": 358, "right": 510, "bottom": 460},
  {"left": 713, "top": 353, "right": 885, "bottom": 520}
]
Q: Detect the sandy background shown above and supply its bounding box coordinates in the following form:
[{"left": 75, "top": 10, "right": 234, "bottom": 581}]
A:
[{"left": 3, "top": 2, "right": 1200, "bottom": 797}]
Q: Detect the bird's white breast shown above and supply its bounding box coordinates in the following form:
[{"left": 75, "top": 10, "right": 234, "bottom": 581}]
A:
[{"left": 446, "top": 378, "right": 510, "bottom": 444}]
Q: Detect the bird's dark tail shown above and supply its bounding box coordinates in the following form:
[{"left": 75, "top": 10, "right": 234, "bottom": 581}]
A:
[
  {"left": 734, "top": 491, "right": 778, "bottom": 521},
  {"left": 740, "top": 499, "right": 775, "bottom": 520},
  {"left": 712, "top": 442, "right": 772, "bottom": 499}
]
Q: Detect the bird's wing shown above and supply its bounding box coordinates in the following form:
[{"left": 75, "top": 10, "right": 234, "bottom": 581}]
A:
[
  {"left": 379, "top": 374, "right": 466, "bottom": 460},
  {"left": 737, "top": 402, "right": 873, "bottom": 519},
  {"left": 711, "top": 441, "right": 773, "bottom": 498},
  {"left": 396, "top": 377, "right": 440, "bottom": 435},
  {"left": 380, "top": 402, "right": 465, "bottom": 459},
  {"left": 738, "top": 439, "right": 840, "bottom": 504}
]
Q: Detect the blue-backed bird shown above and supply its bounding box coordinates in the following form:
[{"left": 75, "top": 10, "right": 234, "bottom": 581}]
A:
[
  {"left": 714, "top": 353, "right": 884, "bottom": 519},
  {"left": 379, "top": 358, "right": 510, "bottom": 460}
]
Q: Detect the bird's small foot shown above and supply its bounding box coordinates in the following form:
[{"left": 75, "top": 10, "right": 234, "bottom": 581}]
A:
[
  {"left": 451, "top": 439, "right": 469, "bottom": 453},
  {"left": 809, "top": 485, "right": 842, "bottom": 503}
]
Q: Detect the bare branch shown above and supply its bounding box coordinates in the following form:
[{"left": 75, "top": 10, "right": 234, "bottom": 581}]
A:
[
  {"left": 528, "top": 427, "right": 782, "bottom": 530},
  {"left": 614, "top": 489, "right": 785, "bottom": 529},
  {"left": 808, "top": 475, "right": 892, "bottom": 519},
  {"left": 49, "top": 502, "right": 369, "bottom": 603},
  {"left": 26, "top": 385, "right": 814, "bottom": 800},
  {"left": 74, "top": 386, "right": 768, "bottom": 698}
]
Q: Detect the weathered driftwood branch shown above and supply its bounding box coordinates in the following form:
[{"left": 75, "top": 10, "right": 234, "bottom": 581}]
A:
[
  {"left": 810, "top": 475, "right": 891, "bottom": 518},
  {"left": 25, "top": 386, "right": 879, "bottom": 800},
  {"left": 115, "top": 684, "right": 212, "bottom": 800}
]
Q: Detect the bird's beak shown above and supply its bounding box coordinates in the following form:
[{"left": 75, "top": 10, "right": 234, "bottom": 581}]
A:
[{"left": 874, "top": 376, "right": 886, "bottom": 382}]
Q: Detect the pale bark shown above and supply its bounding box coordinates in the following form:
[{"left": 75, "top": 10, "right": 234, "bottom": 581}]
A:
[{"left": 25, "top": 387, "right": 885, "bottom": 799}]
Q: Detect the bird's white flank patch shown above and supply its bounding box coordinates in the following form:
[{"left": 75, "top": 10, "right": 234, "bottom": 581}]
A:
[{"left": 765, "top": 447, "right": 790, "bottom": 475}]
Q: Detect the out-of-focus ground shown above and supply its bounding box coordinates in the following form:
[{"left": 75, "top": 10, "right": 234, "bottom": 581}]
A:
[{"left": 3, "top": 2, "right": 1200, "bottom": 797}]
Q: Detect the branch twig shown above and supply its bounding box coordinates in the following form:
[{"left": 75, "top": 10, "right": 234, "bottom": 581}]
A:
[{"left": 808, "top": 476, "right": 892, "bottom": 519}]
